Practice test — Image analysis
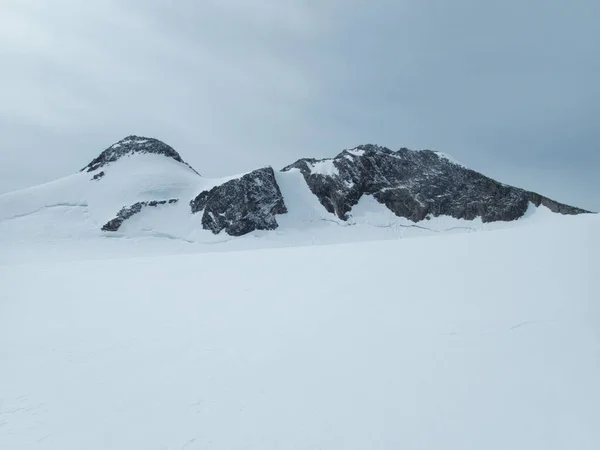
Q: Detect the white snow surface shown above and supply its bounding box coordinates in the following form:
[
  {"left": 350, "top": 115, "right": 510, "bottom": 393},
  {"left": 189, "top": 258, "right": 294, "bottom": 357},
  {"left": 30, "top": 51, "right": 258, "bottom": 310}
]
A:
[
  {"left": 0, "top": 211, "right": 598, "bottom": 450},
  {"left": 0, "top": 153, "right": 259, "bottom": 260},
  {"left": 346, "top": 148, "right": 366, "bottom": 157},
  {"left": 0, "top": 152, "right": 599, "bottom": 448},
  {"left": 309, "top": 158, "right": 339, "bottom": 176}
]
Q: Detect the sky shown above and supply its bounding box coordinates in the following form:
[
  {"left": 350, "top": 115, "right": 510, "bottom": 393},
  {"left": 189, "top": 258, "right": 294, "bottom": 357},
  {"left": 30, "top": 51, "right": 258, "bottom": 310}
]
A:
[{"left": 1, "top": 0, "right": 598, "bottom": 211}]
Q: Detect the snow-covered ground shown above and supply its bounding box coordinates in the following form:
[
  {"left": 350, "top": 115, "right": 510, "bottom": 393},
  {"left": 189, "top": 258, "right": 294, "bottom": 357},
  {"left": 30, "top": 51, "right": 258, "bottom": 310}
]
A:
[
  {"left": 1, "top": 211, "right": 598, "bottom": 449},
  {"left": 1, "top": 148, "right": 598, "bottom": 448}
]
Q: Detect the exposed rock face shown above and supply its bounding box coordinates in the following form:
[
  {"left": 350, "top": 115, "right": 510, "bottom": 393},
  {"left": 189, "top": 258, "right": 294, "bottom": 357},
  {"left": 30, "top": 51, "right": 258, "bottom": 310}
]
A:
[
  {"left": 190, "top": 167, "right": 287, "bottom": 236},
  {"left": 91, "top": 171, "right": 105, "bottom": 181},
  {"left": 82, "top": 136, "right": 199, "bottom": 174},
  {"left": 283, "top": 144, "right": 589, "bottom": 222},
  {"left": 102, "top": 199, "right": 179, "bottom": 232}
]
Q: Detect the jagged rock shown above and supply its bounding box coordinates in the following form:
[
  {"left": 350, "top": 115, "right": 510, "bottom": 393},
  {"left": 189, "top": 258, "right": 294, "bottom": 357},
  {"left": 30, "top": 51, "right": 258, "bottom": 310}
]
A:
[
  {"left": 91, "top": 171, "right": 105, "bottom": 181},
  {"left": 102, "top": 199, "right": 179, "bottom": 232},
  {"left": 82, "top": 136, "right": 199, "bottom": 174},
  {"left": 190, "top": 167, "right": 287, "bottom": 236},
  {"left": 283, "top": 144, "right": 589, "bottom": 222}
]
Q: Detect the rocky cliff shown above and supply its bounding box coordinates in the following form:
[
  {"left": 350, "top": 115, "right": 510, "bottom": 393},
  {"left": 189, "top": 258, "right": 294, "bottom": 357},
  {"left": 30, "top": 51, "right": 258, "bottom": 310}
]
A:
[
  {"left": 190, "top": 167, "right": 287, "bottom": 236},
  {"left": 282, "top": 144, "right": 588, "bottom": 223}
]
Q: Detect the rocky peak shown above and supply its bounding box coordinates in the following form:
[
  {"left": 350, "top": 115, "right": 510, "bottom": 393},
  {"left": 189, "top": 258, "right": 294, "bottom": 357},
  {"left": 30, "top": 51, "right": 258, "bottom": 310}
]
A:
[
  {"left": 348, "top": 144, "right": 393, "bottom": 154},
  {"left": 283, "top": 145, "right": 589, "bottom": 222},
  {"left": 81, "top": 135, "right": 199, "bottom": 174}
]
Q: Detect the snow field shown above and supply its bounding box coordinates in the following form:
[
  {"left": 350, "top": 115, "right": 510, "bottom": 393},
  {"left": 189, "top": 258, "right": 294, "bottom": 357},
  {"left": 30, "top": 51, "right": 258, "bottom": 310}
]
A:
[{"left": 0, "top": 213, "right": 598, "bottom": 449}]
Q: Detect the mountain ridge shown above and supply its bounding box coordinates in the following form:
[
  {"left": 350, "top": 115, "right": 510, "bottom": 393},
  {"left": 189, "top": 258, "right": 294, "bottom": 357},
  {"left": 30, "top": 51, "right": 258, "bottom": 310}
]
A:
[
  {"left": 0, "top": 135, "right": 591, "bottom": 242},
  {"left": 283, "top": 143, "right": 589, "bottom": 223}
]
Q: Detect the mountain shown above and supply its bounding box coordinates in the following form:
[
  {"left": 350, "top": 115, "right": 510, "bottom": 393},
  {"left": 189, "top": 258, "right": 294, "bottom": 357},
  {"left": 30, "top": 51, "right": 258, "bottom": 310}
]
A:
[
  {"left": 1, "top": 137, "right": 598, "bottom": 449},
  {"left": 0, "top": 136, "right": 591, "bottom": 250},
  {"left": 283, "top": 144, "right": 587, "bottom": 222},
  {"left": 81, "top": 135, "right": 199, "bottom": 175}
]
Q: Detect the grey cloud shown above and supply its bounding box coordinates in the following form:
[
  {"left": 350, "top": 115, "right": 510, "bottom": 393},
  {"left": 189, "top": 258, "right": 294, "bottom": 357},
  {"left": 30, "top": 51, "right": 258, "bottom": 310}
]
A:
[{"left": 0, "top": 0, "right": 598, "bottom": 210}]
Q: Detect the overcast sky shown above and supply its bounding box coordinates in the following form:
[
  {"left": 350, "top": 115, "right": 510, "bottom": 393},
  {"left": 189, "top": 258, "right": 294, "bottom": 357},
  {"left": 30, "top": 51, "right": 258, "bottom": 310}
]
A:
[{"left": 1, "top": 0, "right": 598, "bottom": 210}]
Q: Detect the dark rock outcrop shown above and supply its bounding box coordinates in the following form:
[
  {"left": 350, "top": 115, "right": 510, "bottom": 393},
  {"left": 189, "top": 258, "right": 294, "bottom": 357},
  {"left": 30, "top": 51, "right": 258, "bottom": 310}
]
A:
[
  {"left": 82, "top": 136, "right": 199, "bottom": 174},
  {"left": 102, "top": 199, "right": 179, "bottom": 232},
  {"left": 283, "top": 144, "right": 589, "bottom": 222},
  {"left": 190, "top": 167, "right": 287, "bottom": 236},
  {"left": 91, "top": 171, "right": 105, "bottom": 181}
]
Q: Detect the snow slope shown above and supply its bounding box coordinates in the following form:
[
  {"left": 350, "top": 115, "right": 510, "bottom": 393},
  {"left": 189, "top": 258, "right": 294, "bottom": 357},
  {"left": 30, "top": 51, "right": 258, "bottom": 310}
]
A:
[
  {"left": 0, "top": 153, "right": 201, "bottom": 238},
  {"left": 0, "top": 152, "right": 262, "bottom": 258},
  {"left": 0, "top": 213, "right": 598, "bottom": 450}
]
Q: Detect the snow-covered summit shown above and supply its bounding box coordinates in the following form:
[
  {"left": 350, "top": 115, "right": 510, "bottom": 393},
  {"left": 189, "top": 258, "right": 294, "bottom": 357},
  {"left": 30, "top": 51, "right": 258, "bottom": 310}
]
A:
[{"left": 81, "top": 135, "right": 199, "bottom": 175}]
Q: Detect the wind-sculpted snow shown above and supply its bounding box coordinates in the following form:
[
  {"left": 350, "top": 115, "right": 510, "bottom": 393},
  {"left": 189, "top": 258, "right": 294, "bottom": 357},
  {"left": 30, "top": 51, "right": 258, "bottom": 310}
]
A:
[
  {"left": 190, "top": 167, "right": 287, "bottom": 236},
  {"left": 283, "top": 144, "right": 589, "bottom": 222}
]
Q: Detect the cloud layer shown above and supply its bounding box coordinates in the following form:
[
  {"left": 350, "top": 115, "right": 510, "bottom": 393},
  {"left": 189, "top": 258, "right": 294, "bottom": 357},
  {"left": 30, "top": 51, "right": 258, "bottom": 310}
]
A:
[{"left": 1, "top": 0, "right": 598, "bottom": 210}]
